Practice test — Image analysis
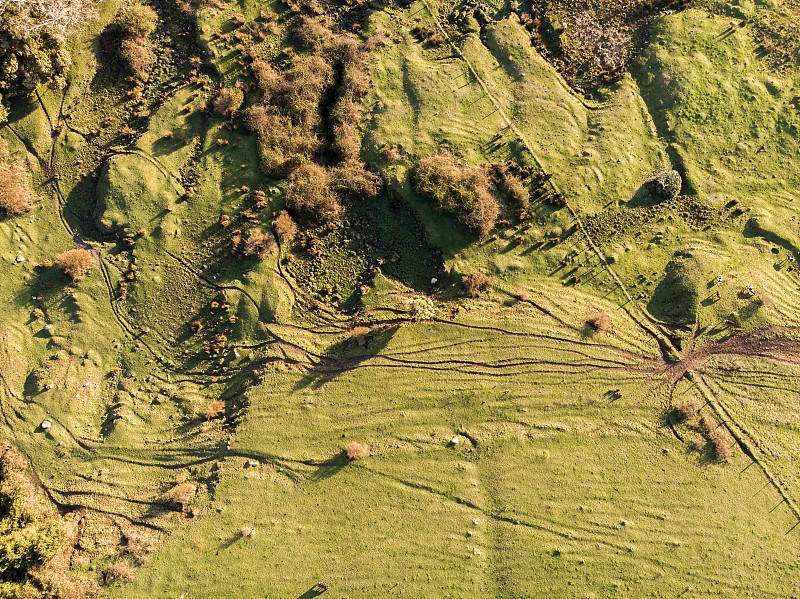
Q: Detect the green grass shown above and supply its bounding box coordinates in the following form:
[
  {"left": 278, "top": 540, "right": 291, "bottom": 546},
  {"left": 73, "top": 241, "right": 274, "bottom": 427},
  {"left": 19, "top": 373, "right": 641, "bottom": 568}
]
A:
[{"left": 3, "top": 0, "right": 800, "bottom": 595}]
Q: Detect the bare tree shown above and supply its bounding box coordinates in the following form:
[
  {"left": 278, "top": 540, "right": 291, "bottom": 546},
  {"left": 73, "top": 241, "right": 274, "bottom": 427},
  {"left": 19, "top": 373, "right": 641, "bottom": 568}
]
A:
[{"left": 0, "top": 0, "right": 97, "bottom": 40}]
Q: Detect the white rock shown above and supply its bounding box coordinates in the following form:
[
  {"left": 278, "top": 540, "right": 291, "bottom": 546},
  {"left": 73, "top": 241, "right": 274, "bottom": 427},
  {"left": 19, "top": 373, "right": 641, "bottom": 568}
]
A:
[
  {"left": 430, "top": 277, "right": 438, "bottom": 284},
  {"left": 43, "top": 324, "right": 53, "bottom": 331},
  {"left": 248, "top": 460, "right": 259, "bottom": 468},
  {"left": 41, "top": 420, "right": 52, "bottom": 430},
  {"left": 450, "top": 436, "right": 460, "bottom": 444}
]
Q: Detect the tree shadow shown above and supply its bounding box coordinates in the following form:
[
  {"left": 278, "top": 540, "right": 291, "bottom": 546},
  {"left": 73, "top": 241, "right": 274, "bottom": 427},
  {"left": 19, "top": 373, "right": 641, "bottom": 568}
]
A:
[
  {"left": 293, "top": 325, "right": 400, "bottom": 390},
  {"left": 308, "top": 453, "right": 349, "bottom": 482}
]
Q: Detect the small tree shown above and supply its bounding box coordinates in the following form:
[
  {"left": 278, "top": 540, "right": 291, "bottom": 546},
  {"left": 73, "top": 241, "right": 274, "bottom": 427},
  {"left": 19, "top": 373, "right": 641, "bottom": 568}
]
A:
[
  {"left": 161, "top": 482, "right": 196, "bottom": 509},
  {"left": 55, "top": 248, "right": 92, "bottom": 281},
  {"left": 645, "top": 168, "right": 682, "bottom": 203}
]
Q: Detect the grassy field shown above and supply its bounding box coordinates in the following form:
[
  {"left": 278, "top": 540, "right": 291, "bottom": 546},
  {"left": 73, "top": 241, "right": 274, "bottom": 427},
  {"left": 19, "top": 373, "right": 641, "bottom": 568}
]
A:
[{"left": 2, "top": 0, "right": 800, "bottom": 596}]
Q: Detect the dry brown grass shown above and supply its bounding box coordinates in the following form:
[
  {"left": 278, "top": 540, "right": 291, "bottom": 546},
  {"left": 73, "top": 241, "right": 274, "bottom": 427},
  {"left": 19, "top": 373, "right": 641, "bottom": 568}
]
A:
[
  {"left": 344, "top": 441, "right": 369, "bottom": 461},
  {"left": 273, "top": 210, "right": 298, "bottom": 242},
  {"left": 0, "top": 161, "right": 35, "bottom": 215},
  {"left": 463, "top": 271, "right": 494, "bottom": 298},
  {"left": 161, "top": 482, "right": 196, "bottom": 508},
  {"left": 55, "top": 248, "right": 93, "bottom": 282},
  {"left": 243, "top": 230, "right": 277, "bottom": 259}
]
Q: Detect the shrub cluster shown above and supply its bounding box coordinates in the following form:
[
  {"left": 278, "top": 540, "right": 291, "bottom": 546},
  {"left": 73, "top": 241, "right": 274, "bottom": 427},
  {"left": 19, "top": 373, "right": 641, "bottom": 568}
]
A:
[
  {"left": 55, "top": 248, "right": 93, "bottom": 282},
  {"left": 0, "top": 3, "right": 72, "bottom": 123},
  {"left": 413, "top": 153, "right": 499, "bottom": 236},
  {"left": 100, "top": 3, "right": 158, "bottom": 82},
  {"left": 247, "top": 17, "right": 379, "bottom": 224}
]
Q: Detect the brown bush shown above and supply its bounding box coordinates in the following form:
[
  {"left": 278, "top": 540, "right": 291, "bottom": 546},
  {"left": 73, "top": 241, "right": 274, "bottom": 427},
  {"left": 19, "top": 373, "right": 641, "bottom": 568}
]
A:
[
  {"left": 586, "top": 312, "right": 613, "bottom": 334},
  {"left": 212, "top": 87, "right": 244, "bottom": 116},
  {"left": 285, "top": 163, "right": 340, "bottom": 223},
  {"left": 243, "top": 230, "right": 277, "bottom": 259},
  {"left": 364, "top": 32, "right": 390, "bottom": 51},
  {"left": 414, "top": 153, "right": 498, "bottom": 236},
  {"left": 162, "top": 482, "right": 196, "bottom": 508},
  {"left": 246, "top": 105, "right": 320, "bottom": 177},
  {"left": 118, "top": 37, "right": 154, "bottom": 82},
  {"left": 55, "top": 248, "right": 93, "bottom": 282},
  {"left": 344, "top": 441, "right": 369, "bottom": 461},
  {"left": 383, "top": 146, "right": 402, "bottom": 163},
  {"left": 105, "top": 558, "right": 134, "bottom": 583},
  {"left": 202, "top": 399, "right": 225, "bottom": 420},
  {"left": 294, "top": 16, "right": 334, "bottom": 50},
  {"left": 350, "top": 326, "right": 370, "bottom": 347},
  {"left": 499, "top": 173, "right": 529, "bottom": 208},
  {"left": 672, "top": 400, "right": 698, "bottom": 423},
  {"left": 273, "top": 210, "right": 298, "bottom": 242},
  {"left": 463, "top": 271, "right": 493, "bottom": 298},
  {"left": 0, "top": 161, "right": 34, "bottom": 215},
  {"left": 332, "top": 160, "right": 381, "bottom": 198},
  {"left": 698, "top": 414, "right": 733, "bottom": 462}
]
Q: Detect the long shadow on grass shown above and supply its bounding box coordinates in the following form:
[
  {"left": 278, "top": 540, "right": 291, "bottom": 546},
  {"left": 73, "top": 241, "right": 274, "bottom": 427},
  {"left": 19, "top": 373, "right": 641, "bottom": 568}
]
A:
[
  {"left": 308, "top": 453, "right": 349, "bottom": 482},
  {"left": 293, "top": 325, "right": 400, "bottom": 390}
]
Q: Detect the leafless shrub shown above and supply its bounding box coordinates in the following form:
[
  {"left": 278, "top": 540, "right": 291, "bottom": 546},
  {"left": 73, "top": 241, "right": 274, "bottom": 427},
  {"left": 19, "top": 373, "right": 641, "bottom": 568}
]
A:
[
  {"left": 162, "top": 482, "right": 196, "bottom": 508},
  {"left": 241, "top": 526, "right": 255, "bottom": 537},
  {"left": 344, "top": 441, "right": 369, "bottom": 460},
  {"left": 463, "top": 271, "right": 493, "bottom": 298},
  {"left": 55, "top": 248, "right": 93, "bottom": 282},
  {"left": 0, "top": 0, "right": 98, "bottom": 40},
  {"left": 246, "top": 105, "right": 320, "bottom": 177},
  {"left": 202, "top": 399, "right": 224, "bottom": 420},
  {"left": 0, "top": 161, "right": 34, "bottom": 215},
  {"left": 332, "top": 160, "right": 381, "bottom": 198},
  {"left": 285, "top": 163, "right": 341, "bottom": 223},
  {"left": 586, "top": 311, "right": 613, "bottom": 334},
  {"left": 212, "top": 87, "right": 244, "bottom": 116},
  {"left": 499, "top": 173, "right": 528, "bottom": 208},
  {"left": 273, "top": 210, "right": 298, "bottom": 242},
  {"left": 243, "top": 230, "right": 277, "bottom": 259}
]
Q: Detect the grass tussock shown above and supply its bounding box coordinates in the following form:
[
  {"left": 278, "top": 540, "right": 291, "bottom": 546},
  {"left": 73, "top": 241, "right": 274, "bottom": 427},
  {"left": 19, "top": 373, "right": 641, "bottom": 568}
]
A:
[
  {"left": 413, "top": 153, "right": 499, "bottom": 236},
  {"left": 55, "top": 248, "right": 93, "bottom": 282},
  {"left": 202, "top": 399, "right": 225, "bottom": 420},
  {"left": 671, "top": 400, "right": 698, "bottom": 423},
  {"left": 105, "top": 558, "right": 134, "bottom": 584}
]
